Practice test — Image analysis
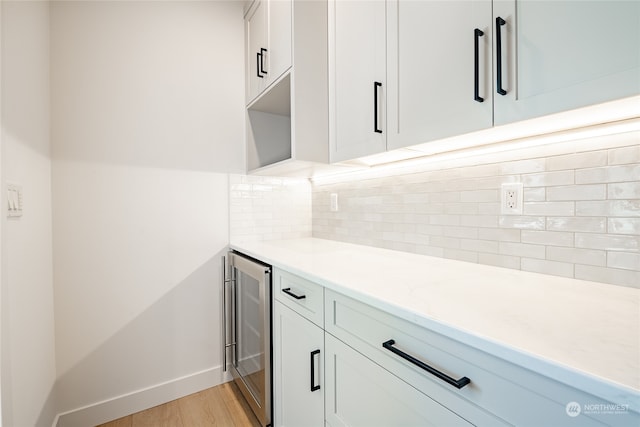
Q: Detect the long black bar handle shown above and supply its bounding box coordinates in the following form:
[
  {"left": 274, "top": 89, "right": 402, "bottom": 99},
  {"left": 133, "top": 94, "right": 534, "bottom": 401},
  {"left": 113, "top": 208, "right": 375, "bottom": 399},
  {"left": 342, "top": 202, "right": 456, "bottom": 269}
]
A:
[
  {"left": 495, "top": 17, "right": 507, "bottom": 95},
  {"left": 256, "top": 52, "right": 263, "bottom": 78},
  {"left": 260, "top": 47, "right": 268, "bottom": 75},
  {"left": 310, "top": 349, "right": 321, "bottom": 392},
  {"left": 374, "top": 81, "right": 383, "bottom": 133},
  {"left": 382, "top": 340, "right": 471, "bottom": 389},
  {"left": 282, "top": 287, "right": 306, "bottom": 300},
  {"left": 474, "top": 29, "right": 484, "bottom": 103}
]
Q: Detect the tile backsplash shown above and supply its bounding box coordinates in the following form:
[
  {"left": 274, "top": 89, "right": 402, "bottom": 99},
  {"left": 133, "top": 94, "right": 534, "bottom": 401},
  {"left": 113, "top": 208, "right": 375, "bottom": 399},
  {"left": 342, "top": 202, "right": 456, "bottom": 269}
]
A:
[
  {"left": 230, "top": 174, "right": 311, "bottom": 243},
  {"left": 313, "top": 132, "right": 640, "bottom": 288}
]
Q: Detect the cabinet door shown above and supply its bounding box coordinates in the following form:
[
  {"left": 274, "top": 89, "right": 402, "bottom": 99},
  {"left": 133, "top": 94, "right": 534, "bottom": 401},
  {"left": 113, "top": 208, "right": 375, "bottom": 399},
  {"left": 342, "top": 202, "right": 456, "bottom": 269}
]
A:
[
  {"left": 329, "top": 0, "right": 387, "bottom": 163},
  {"left": 246, "top": 0, "right": 268, "bottom": 103},
  {"left": 266, "top": 0, "right": 292, "bottom": 88},
  {"left": 325, "top": 334, "right": 472, "bottom": 427},
  {"left": 493, "top": 0, "right": 640, "bottom": 125},
  {"left": 274, "top": 301, "right": 324, "bottom": 427},
  {"left": 386, "top": 0, "right": 493, "bottom": 150}
]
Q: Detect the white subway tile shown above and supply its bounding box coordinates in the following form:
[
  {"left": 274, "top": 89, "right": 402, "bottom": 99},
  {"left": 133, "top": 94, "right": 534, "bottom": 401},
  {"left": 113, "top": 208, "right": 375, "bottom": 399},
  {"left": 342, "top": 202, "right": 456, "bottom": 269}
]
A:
[
  {"left": 478, "top": 202, "right": 501, "bottom": 215},
  {"left": 575, "top": 265, "right": 640, "bottom": 288},
  {"left": 461, "top": 215, "right": 498, "bottom": 228},
  {"left": 546, "top": 150, "right": 607, "bottom": 171},
  {"left": 521, "top": 230, "right": 574, "bottom": 247},
  {"left": 577, "top": 200, "right": 640, "bottom": 217},
  {"left": 576, "top": 164, "right": 640, "bottom": 184},
  {"left": 524, "top": 202, "right": 575, "bottom": 216},
  {"left": 522, "top": 170, "right": 574, "bottom": 187},
  {"left": 608, "top": 145, "right": 640, "bottom": 165},
  {"left": 461, "top": 239, "right": 499, "bottom": 253},
  {"left": 546, "top": 184, "right": 606, "bottom": 201},
  {"left": 521, "top": 258, "right": 574, "bottom": 278},
  {"left": 607, "top": 252, "right": 640, "bottom": 271},
  {"left": 460, "top": 189, "right": 499, "bottom": 202},
  {"left": 547, "top": 246, "right": 606, "bottom": 266},
  {"left": 444, "top": 202, "right": 479, "bottom": 215},
  {"left": 546, "top": 217, "right": 606, "bottom": 233},
  {"left": 499, "top": 242, "right": 546, "bottom": 259},
  {"left": 575, "top": 233, "right": 640, "bottom": 252},
  {"left": 443, "top": 226, "right": 478, "bottom": 239},
  {"left": 608, "top": 218, "right": 640, "bottom": 235},
  {"left": 430, "top": 236, "right": 461, "bottom": 249},
  {"left": 524, "top": 187, "right": 546, "bottom": 202},
  {"left": 478, "top": 227, "right": 521, "bottom": 242},
  {"left": 500, "top": 158, "right": 545, "bottom": 174},
  {"left": 499, "top": 216, "right": 545, "bottom": 230},
  {"left": 608, "top": 182, "right": 640, "bottom": 199},
  {"left": 444, "top": 249, "right": 478, "bottom": 263},
  {"left": 479, "top": 253, "right": 521, "bottom": 269}
]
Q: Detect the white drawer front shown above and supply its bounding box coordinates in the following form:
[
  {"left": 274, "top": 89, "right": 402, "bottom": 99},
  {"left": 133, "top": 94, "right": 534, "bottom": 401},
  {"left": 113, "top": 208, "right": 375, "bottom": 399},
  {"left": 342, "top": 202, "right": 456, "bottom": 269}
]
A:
[
  {"left": 325, "top": 289, "right": 638, "bottom": 427},
  {"left": 325, "top": 333, "right": 472, "bottom": 427},
  {"left": 274, "top": 268, "right": 323, "bottom": 327}
]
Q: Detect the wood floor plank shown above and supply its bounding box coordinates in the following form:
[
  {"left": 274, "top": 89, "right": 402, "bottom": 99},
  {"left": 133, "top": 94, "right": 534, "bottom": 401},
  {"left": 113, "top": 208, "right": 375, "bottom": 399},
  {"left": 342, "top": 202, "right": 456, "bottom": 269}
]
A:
[
  {"left": 95, "top": 381, "right": 260, "bottom": 427},
  {"left": 131, "top": 399, "right": 184, "bottom": 427},
  {"left": 96, "top": 415, "right": 132, "bottom": 427},
  {"left": 220, "top": 382, "right": 261, "bottom": 427}
]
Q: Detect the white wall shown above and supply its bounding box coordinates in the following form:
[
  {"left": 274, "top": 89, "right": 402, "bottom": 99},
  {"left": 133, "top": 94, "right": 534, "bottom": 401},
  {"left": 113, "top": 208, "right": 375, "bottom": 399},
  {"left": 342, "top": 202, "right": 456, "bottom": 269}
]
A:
[
  {"left": 50, "top": 1, "right": 244, "bottom": 424},
  {"left": 0, "top": 1, "right": 57, "bottom": 426}
]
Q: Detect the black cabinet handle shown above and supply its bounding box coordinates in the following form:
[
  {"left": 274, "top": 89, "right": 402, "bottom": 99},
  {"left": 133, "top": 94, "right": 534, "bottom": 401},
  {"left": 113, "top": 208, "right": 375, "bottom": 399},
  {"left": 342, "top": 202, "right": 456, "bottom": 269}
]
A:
[
  {"left": 256, "top": 52, "right": 263, "bottom": 78},
  {"left": 374, "top": 81, "right": 382, "bottom": 133},
  {"left": 310, "top": 349, "right": 321, "bottom": 392},
  {"left": 495, "top": 17, "right": 507, "bottom": 95},
  {"left": 474, "top": 28, "right": 484, "bottom": 103},
  {"left": 282, "top": 287, "right": 306, "bottom": 300},
  {"left": 260, "top": 47, "right": 268, "bottom": 75},
  {"left": 382, "top": 340, "right": 471, "bottom": 389}
]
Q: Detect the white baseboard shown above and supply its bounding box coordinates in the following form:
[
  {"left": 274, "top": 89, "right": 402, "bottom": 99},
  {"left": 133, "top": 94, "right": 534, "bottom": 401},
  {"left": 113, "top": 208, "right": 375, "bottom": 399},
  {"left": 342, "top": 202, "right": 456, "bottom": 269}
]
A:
[{"left": 54, "top": 366, "right": 233, "bottom": 427}]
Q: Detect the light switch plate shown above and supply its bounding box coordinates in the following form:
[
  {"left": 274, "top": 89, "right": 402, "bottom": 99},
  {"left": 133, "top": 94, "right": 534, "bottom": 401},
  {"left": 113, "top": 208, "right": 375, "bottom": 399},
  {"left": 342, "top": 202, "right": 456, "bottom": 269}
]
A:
[{"left": 7, "top": 184, "right": 23, "bottom": 218}]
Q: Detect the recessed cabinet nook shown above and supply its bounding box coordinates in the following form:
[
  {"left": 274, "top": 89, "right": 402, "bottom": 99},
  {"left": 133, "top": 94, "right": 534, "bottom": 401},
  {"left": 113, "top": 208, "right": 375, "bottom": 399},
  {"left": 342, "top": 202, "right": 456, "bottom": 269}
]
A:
[{"left": 244, "top": 0, "right": 639, "bottom": 172}]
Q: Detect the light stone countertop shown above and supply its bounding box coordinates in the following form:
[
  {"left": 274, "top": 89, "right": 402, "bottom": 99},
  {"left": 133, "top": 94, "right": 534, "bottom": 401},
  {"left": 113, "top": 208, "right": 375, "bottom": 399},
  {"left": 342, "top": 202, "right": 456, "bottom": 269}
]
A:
[{"left": 231, "top": 237, "right": 640, "bottom": 406}]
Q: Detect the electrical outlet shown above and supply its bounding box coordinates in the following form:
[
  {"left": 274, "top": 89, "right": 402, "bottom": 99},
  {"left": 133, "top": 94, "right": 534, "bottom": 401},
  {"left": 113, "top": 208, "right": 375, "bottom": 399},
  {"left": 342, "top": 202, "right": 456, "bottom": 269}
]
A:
[
  {"left": 330, "top": 193, "right": 339, "bottom": 212},
  {"left": 501, "top": 183, "right": 523, "bottom": 215}
]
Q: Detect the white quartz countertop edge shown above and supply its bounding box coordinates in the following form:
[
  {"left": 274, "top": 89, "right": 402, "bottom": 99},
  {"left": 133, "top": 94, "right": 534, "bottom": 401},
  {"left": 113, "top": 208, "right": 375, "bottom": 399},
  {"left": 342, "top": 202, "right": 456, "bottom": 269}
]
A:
[{"left": 230, "top": 238, "right": 640, "bottom": 410}]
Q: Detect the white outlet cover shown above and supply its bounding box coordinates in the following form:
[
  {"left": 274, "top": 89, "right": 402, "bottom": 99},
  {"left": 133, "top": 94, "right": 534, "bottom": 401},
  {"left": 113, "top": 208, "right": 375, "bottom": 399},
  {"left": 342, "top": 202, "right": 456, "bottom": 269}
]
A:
[{"left": 501, "top": 183, "right": 523, "bottom": 215}]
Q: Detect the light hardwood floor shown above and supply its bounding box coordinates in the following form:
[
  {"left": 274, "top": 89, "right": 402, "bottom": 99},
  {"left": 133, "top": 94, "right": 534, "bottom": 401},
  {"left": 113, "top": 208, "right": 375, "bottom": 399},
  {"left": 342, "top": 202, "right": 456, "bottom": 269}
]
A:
[{"left": 97, "top": 382, "right": 261, "bottom": 427}]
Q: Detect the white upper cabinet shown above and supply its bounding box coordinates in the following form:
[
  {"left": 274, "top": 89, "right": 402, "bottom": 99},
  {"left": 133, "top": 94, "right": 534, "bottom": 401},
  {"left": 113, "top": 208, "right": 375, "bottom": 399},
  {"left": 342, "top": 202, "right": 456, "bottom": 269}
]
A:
[
  {"left": 245, "top": 0, "right": 292, "bottom": 105},
  {"left": 329, "top": 0, "right": 640, "bottom": 164},
  {"left": 493, "top": 0, "right": 640, "bottom": 125},
  {"left": 329, "top": 0, "right": 387, "bottom": 162},
  {"left": 386, "top": 0, "right": 493, "bottom": 151},
  {"left": 246, "top": 0, "right": 268, "bottom": 102}
]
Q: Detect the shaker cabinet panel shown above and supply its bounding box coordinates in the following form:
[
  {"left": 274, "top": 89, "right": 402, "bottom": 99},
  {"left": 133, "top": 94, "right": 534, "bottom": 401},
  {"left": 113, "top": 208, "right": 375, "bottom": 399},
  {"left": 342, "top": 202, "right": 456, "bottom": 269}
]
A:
[
  {"left": 387, "top": 0, "right": 493, "bottom": 150},
  {"left": 324, "top": 333, "right": 472, "bottom": 427},
  {"left": 274, "top": 301, "right": 324, "bottom": 427},
  {"left": 246, "top": 0, "right": 268, "bottom": 103},
  {"left": 265, "top": 0, "right": 292, "bottom": 88},
  {"left": 493, "top": 0, "right": 640, "bottom": 125},
  {"left": 329, "top": 0, "right": 387, "bottom": 162}
]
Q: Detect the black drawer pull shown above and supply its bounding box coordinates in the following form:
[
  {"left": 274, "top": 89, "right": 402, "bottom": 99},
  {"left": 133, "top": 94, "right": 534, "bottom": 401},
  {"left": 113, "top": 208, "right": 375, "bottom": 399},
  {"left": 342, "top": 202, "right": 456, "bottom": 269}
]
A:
[
  {"left": 282, "top": 287, "right": 306, "bottom": 300},
  {"left": 374, "top": 81, "right": 382, "bottom": 133},
  {"left": 310, "top": 349, "right": 321, "bottom": 392},
  {"left": 473, "top": 28, "right": 484, "bottom": 102},
  {"left": 382, "top": 339, "right": 470, "bottom": 389},
  {"left": 495, "top": 17, "right": 507, "bottom": 95}
]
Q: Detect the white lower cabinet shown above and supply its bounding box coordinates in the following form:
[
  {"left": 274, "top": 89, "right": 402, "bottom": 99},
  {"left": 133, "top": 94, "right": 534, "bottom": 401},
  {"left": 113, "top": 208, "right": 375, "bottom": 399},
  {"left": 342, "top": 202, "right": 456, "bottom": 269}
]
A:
[
  {"left": 325, "top": 333, "right": 472, "bottom": 427},
  {"left": 272, "top": 271, "right": 640, "bottom": 427},
  {"left": 273, "top": 301, "right": 324, "bottom": 427}
]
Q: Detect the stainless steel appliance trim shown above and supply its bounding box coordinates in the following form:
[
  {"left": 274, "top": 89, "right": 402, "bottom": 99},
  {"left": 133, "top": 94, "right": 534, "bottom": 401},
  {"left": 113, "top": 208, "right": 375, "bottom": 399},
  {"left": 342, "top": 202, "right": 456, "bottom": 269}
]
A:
[{"left": 227, "top": 251, "right": 272, "bottom": 427}]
